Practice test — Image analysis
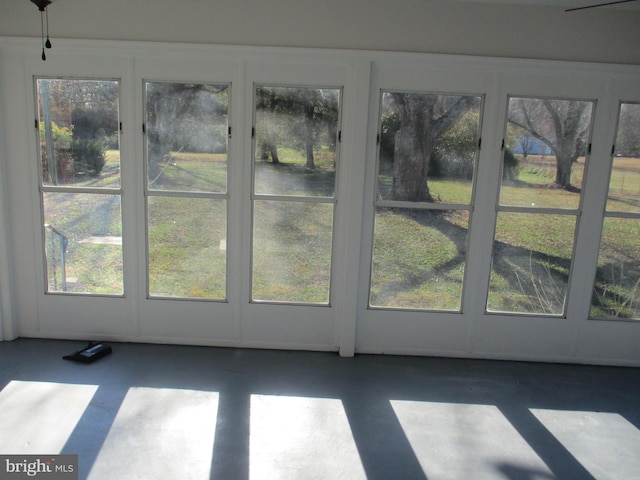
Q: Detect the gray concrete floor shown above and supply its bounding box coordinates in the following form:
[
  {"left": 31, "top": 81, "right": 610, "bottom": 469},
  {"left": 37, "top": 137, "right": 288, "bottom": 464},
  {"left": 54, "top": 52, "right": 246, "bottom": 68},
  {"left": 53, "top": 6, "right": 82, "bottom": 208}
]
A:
[{"left": 1, "top": 339, "right": 639, "bottom": 479}]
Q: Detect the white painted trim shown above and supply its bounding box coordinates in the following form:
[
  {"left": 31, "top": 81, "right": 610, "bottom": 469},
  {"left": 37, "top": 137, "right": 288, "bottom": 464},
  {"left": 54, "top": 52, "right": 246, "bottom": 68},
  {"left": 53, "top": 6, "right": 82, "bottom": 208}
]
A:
[{"left": 0, "top": 52, "right": 15, "bottom": 341}]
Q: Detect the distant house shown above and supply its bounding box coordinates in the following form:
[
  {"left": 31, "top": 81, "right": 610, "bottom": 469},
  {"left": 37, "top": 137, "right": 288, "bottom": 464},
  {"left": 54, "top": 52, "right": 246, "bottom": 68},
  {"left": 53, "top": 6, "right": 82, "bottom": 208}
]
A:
[{"left": 512, "top": 136, "right": 553, "bottom": 156}]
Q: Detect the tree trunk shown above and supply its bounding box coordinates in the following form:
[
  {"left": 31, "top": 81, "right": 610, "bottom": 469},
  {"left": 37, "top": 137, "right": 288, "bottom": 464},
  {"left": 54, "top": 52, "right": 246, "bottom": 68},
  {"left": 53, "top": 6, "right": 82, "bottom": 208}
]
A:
[
  {"left": 555, "top": 153, "right": 572, "bottom": 188},
  {"left": 555, "top": 144, "right": 577, "bottom": 190},
  {"left": 262, "top": 140, "right": 279, "bottom": 164},
  {"left": 389, "top": 93, "right": 476, "bottom": 202},
  {"left": 392, "top": 123, "right": 431, "bottom": 201},
  {"left": 305, "top": 104, "right": 315, "bottom": 169},
  {"left": 305, "top": 140, "right": 314, "bottom": 169},
  {"left": 147, "top": 134, "right": 168, "bottom": 182}
]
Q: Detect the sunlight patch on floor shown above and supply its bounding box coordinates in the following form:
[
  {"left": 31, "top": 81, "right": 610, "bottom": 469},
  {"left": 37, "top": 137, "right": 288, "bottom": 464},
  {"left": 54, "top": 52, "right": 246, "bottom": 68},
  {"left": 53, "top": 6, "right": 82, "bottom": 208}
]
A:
[
  {"left": 0, "top": 380, "right": 98, "bottom": 454},
  {"left": 391, "top": 400, "right": 553, "bottom": 480},
  {"left": 531, "top": 408, "right": 640, "bottom": 480},
  {"left": 250, "top": 394, "right": 366, "bottom": 480},
  {"left": 87, "top": 387, "right": 218, "bottom": 480}
]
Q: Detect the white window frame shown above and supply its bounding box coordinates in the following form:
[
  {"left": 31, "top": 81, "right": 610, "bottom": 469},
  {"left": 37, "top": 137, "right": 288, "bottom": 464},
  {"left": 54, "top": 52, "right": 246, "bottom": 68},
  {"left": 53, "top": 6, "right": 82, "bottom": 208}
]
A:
[
  {"left": 367, "top": 88, "right": 485, "bottom": 313},
  {"left": 249, "top": 82, "right": 344, "bottom": 307},
  {"left": 486, "top": 93, "right": 597, "bottom": 318},
  {"left": 142, "top": 79, "right": 232, "bottom": 302},
  {"left": 35, "top": 75, "right": 125, "bottom": 297},
  {"left": 588, "top": 99, "right": 640, "bottom": 321}
]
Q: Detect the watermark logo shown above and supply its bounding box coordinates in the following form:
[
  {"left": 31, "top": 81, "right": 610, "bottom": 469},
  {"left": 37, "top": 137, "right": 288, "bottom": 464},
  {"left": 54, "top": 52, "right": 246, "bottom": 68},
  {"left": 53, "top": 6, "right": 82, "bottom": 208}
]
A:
[{"left": 0, "top": 455, "right": 77, "bottom": 479}]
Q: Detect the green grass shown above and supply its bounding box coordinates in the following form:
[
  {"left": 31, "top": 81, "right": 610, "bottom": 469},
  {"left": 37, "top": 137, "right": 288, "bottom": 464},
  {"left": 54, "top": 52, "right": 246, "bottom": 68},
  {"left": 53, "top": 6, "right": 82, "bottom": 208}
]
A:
[
  {"left": 149, "top": 152, "right": 227, "bottom": 192},
  {"left": 499, "top": 156, "right": 586, "bottom": 208},
  {"left": 487, "top": 212, "right": 576, "bottom": 314},
  {"left": 43, "top": 148, "right": 640, "bottom": 318},
  {"left": 590, "top": 216, "right": 640, "bottom": 318},
  {"left": 370, "top": 209, "right": 467, "bottom": 310},
  {"left": 252, "top": 201, "right": 334, "bottom": 303},
  {"left": 605, "top": 156, "right": 640, "bottom": 213},
  {"left": 44, "top": 191, "right": 123, "bottom": 295},
  {"left": 147, "top": 196, "right": 227, "bottom": 299}
]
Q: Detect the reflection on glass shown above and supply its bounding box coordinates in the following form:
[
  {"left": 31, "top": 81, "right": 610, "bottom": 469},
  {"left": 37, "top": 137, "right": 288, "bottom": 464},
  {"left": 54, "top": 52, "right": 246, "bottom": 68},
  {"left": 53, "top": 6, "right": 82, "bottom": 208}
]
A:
[
  {"left": 254, "top": 86, "right": 340, "bottom": 197},
  {"left": 487, "top": 212, "right": 576, "bottom": 315},
  {"left": 590, "top": 218, "right": 640, "bottom": 319},
  {"left": 370, "top": 208, "right": 468, "bottom": 311},
  {"left": 377, "top": 92, "right": 481, "bottom": 205},
  {"left": 43, "top": 192, "right": 123, "bottom": 295},
  {"left": 252, "top": 201, "right": 333, "bottom": 304},
  {"left": 147, "top": 197, "right": 227, "bottom": 299},
  {"left": 606, "top": 103, "right": 640, "bottom": 214},
  {"left": 145, "top": 82, "right": 228, "bottom": 193},
  {"left": 501, "top": 97, "right": 593, "bottom": 209},
  {"left": 37, "top": 79, "right": 121, "bottom": 188}
]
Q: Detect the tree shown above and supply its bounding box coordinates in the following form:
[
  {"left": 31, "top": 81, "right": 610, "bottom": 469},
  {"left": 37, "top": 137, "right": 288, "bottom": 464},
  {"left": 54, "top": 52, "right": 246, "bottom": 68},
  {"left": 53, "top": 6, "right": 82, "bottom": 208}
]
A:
[
  {"left": 517, "top": 131, "right": 535, "bottom": 160},
  {"left": 388, "top": 93, "right": 477, "bottom": 201},
  {"left": 38, "top": 79, "right": 119, "bottom": 181},
  {"left": 616, "top": 103, "right": 640, "bottom": 157},
  {"left": 255, "top": 87, "right": 288, "bottom": 165},
  {"left": 145, "top": 83, "right": 228, "bottom": 180},
  {"left": 508, "top": 98, "right": 592, "bottom": 190},
  {"left": 431, "top": 110, "right": 479, "bottom": 180},
  {"left": 255, "top": 87, "right": 339, "bottom": 169}
]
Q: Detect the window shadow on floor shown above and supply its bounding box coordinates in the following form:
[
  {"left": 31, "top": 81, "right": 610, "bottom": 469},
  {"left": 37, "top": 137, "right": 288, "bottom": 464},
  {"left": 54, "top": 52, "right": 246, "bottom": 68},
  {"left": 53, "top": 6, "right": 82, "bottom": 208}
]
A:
[{"left": 1, "top": 340, "right": 639, "bottom": 479}]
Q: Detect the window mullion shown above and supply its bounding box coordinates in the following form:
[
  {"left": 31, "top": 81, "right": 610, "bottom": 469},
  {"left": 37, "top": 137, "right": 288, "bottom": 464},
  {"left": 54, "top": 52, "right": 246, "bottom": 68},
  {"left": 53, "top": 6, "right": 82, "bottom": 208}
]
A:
[{"left": 496, "top": 205, "right": 580, "bottom": 216}]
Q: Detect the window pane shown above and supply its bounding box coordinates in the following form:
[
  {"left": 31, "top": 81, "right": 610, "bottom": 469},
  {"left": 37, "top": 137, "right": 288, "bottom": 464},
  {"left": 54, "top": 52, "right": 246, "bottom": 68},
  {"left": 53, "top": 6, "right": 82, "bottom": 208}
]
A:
[
  {"left": 370, "top": 208, "right": 468, "bottom": 310},
  {"left": 37, "top": 79, "right": 120, "bottom": 188},
  {"left": 252, "top": 201, "right": 333, "bottom": 304},
  {"left": 590, "top": 218, "right": 640, "bottom": 320},
  {"left": 377, "top": 92, "right": 481, "bottom": 204},
  {"left": 43, "top": 192, "right": 123, "bottom": 294},
  {"left": 487, "top": 212, "right": 576, "bottom": 315},
  {"left": 146, "top": 82, "right": 228, "bottom": 193},
  {"left": 254, "top": 86, "right": 340, "bottom": 197},
  {"left": 147, "top": 197, "right": 227, "bottom": 299},
  {"left": 606, "top": 103, "right": 640, "bottom": 214},
  {"left": 502, "top": 97, "right": 594, "bottom": 209}
]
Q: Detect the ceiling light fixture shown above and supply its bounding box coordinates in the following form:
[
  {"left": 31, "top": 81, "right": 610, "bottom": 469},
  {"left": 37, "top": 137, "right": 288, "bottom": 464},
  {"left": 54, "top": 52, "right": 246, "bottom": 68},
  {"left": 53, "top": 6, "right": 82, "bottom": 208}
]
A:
[{"left": 31, "top": 0, "right": 52, "bottom": 60}]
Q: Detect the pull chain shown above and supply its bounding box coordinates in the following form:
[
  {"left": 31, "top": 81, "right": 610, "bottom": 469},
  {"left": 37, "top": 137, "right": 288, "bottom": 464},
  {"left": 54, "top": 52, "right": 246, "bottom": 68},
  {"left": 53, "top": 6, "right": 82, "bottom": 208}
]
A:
[
  {"left": 45, "top": 7, "right": 52, "bottom": 49},
  {"left": 31, "top": 0, "right": 52, "bottom": 61},
  {"left": 40, "top": 9, "right": 46, "bottom": 60}
]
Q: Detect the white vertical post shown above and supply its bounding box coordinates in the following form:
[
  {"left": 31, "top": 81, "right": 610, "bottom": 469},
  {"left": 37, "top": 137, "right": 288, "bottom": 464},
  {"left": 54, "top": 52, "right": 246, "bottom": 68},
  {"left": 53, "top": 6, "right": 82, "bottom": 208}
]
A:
[{"left": 336, "top": 60, "right": 372, "bottom": 357}]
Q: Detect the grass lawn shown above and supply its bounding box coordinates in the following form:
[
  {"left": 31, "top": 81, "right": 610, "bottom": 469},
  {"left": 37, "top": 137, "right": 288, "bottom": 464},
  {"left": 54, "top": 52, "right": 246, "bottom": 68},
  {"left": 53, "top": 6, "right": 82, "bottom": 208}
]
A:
[
  {"left": 43, "top": 149, "right": 640, "bottom": 318},
  {"left": 149, "top": 152, "right": 227, "bottom": 192}
]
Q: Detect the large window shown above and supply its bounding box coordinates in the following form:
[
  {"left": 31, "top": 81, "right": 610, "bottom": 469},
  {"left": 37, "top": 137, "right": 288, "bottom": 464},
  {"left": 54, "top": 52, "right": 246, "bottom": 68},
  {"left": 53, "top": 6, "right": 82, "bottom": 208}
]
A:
[
  {"left": 251, "top": 85, "right": 342, "bottom": 304},
  {"left": 144, "top": 82, "right": 229, "bottom": 300},
  {"left": 369, "top": 91, "right": 483, "bottom": 310},
  {"left": 37, "top": 78, "right": 123, "bottom": 295},
  {"left": 487, "top": 97, "right": 595, "bottom": 315},
  {"left": 590, "top": 102, "right": 640, "bottom": 320}
]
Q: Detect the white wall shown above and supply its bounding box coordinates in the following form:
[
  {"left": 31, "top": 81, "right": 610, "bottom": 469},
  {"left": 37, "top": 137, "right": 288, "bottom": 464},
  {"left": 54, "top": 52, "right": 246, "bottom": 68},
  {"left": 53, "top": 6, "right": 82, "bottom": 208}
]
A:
[
  {"left": 0, "top": 0, "right": 639, "bottom": 64},
  {"left": 0, "top": 59, "right": 13, "bottom": 341}
]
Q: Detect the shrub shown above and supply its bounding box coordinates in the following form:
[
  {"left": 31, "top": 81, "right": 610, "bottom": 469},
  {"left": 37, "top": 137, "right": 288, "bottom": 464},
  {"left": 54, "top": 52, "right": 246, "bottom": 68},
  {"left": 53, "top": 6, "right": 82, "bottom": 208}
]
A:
[
  {"left": 503, "top": 148, "right": 520, "bottom": 181},
  {"left": 430, "top": 112, "right": 479, "bottom": 180},
  {"left": 72, "top": 139, "right": 106, "bottom": 177}
]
